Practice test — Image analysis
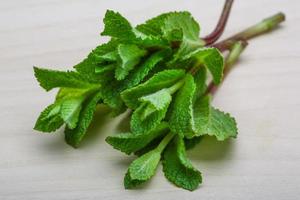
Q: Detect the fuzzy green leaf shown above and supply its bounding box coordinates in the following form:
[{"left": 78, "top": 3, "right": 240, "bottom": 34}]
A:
[
  {"left": 185, "top": 48, "right": 224, "bottom": 84},
  {"left": 169, "top": 74, "right": 196, "bottom": 137},
  {"left": 193, "top": 67, "right": 207, "bottom": 98},
  {"left": 64, "top": 91, "right": 102, "bottom": 148},
  {"left": 192, "top": 102, "right": 238, "bottom": 141},
  {"left": 121, "top": 69, "right": 185, "bottom": 109},
  {"left": 163, "top": 12, "right": 205, "bottom": 67},
  {"left": 130, "top": 101, "right": 169, "bottom": 135},
  {"left": 207, "top": 107, "right": 238, "bottom": 140},
  {"left": 115, "top": 44, "right": 147, "bottom": 80},
  {"left": 136, "top": 12, "right": 175, "bottom": 37},
  {"left": 60, "top": 97, "right": 84, "bottom": 129},
  {"left": 190, "top": 95, "right": 211, "bottom": 138},
  {"left": 75, "top": 40, "right": 118, "bottom": 81},
  {"left": 162, "top": 11, "right": 200, "bottom": 42},
  {"left": 139, "top": 89, "right": 172, "bottom": 119},
  {"left": 101, "top": 10, "right": 136, "bottom": 41},
  {"left": 124, "top": 171, "right": 145, "bottom": 189},
  {"left": 100, "top": 50, "right": 169, "bottom": 113},
  {"left": 163, "top": 136, "right": 202, "bottom": 191},
  {"left": 128, "top": 149, "right": 161, "bottom": 181},
  {"left": 34, "top": 67, "right": 96, "bottom": 91},
  {"left": 34, "top": 103, "right": 64, "bottom": 132},
  {"left": 106, "top": 122, "right": 168, "bottom": 155}
]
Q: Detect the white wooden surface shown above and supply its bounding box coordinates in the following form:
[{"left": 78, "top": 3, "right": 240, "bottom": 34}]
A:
[{"left": 1, "top": 0, "right": 299, "bottom": 199}]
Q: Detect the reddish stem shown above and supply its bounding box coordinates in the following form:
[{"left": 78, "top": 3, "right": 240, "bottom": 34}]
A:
[{"left": 202, "top": 0, "right": 234, "bottom": 45}]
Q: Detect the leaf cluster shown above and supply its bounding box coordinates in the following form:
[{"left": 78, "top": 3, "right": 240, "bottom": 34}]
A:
[{"left": 34, "top": 10, "right": 238, "bottom": 190}]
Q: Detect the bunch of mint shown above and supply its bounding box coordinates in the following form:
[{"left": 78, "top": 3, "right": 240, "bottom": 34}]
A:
[{"left": 33, "top": 3, "right": 284, "bottom": 191}]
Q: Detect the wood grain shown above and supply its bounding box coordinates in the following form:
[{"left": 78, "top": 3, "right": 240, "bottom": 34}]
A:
[{"left": 0, "top": 0, "right": 299, "bottom": 199}]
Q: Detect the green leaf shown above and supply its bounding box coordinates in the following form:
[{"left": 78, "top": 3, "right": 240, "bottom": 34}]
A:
[
  {"left": 139, "top": 89, "right": 172, "bottom": 119},
  {"left": 34, "top": 103, "right": 64, "bottom": 132},
  {"left": 101, "top": 10, "right": 136, "bottom": 42},
  {"left": 106, "top": 122, "right": 169, "bottom": 155},
  {"left": 162, "top": 11, "right": 200, "bottom": 42},
  {"left": 55, "top": 88, "right": 89, "bottom": 101},
  {"left": 35, "top": 87, "right": 97, "bottom": 132},
  {"left": 136, "top": 12, "right": 175, "bottom": 37},
  {"left": 94, "top": 50, "right": 118, "bottom": 63},
  {"left": 95, "top": 63, "right": 115, "bottom": 74},
  {"left": 130, "top": 101, "right": 169, "bottom": 135},
  {"left": 163, "top": 12, "right": 205, "bottom": 67},
  {"left": 100, "top": 50, "right": 169, "bottom": 114},
  {"left": 128, "top": 149, "right": 161, "bottom": 181},
  {"left": 60, "top": 97, "right": 84, "bottom": 129},
  {"left": 124, "top": 171, "right": 145, "bottom": 189},
  {"left": 115, "top": 44, "right": 147, "bottom": 80},
  {"left": 34, "top": 67, "right": 96, "bottom": 91},
  {"left": 190, "top": 95, "right": 211, "bottom": 138},
  {"left": 64, "top": 91, "right": 102, "bottom": 148},
  {"left": 169, "top": 74, "right": 196, "bottom": 137},
  {"left": 122, "top": 49, "right": 171, "bottom": 89},
  {"left": 185, "top": 47, "right": 224, "bottom": 84},
  {"left": 75, "top": 40, "right": 118, "bottom": 81},
  {"left": 121, "top": 69, "right": 185, "bottom": 109},
  {"left": 192, "top": 98, "right": 238, "bottom": 140},
  {"left": 193, "top": 66, "right": 207, "bottom": 98},
  {"left": 206, "top": 107, "right": 238, "bottom": 141},
  {"left": 163, "top": 136, "right": 202, "bottom": 191}
]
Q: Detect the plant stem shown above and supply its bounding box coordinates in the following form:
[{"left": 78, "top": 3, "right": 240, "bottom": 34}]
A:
[
  {"left": 156, "top": 132, "right": 174, "bottom": 153},
  {"left": 206, "top": 40, "right": 248, "bottom": 96},
  {"left": 213, "top": 12, "right": 285, "bottom": 51},
  {"left": 202, "top": 0, "right": 234, "bottom": 45}
]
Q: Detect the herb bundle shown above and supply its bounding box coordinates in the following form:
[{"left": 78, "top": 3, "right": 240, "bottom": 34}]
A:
[{"left": 33, "top": 0, "right": 285, "bottom": 191}]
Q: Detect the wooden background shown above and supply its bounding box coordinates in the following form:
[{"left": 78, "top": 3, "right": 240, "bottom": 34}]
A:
[{"left": 0, "top": 0, "right": 299, "bottom": 199}]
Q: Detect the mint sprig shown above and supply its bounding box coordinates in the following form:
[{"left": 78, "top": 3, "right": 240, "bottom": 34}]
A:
[{"left": 33, "top": 0, "right": 285, "bottom": 191}]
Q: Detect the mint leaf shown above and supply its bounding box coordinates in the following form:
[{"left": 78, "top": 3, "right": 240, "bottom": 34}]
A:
[
  {"left": 101, "top": 10, "right": 136, "bottom": 42},
  {"left": 34, "top": 67, "right": 96, "bottom": 91},
  {"left": 121, "top": 49, "right": 171, "bottom": 88},
  {"left": 124, "top": 171, "right": 145, "bottom": 189},
  {"left": 121, "top": 69, "right": 185, "bottom": 109},
  {"left": 169, "top": 74, "right": 196, "bottom": 137},
  {"left": 163, "top": 136, "right": 202, "bottom": 191},
  {"left": 185, "top": 47, "right": 224, "bottom": 84},
  {"left": 34, "top": 102, "right": 64, "bottom": 132},
  {"left": 105, "top": 122, "right": 168, "bottom": 155},
  {"left": 64, "top": 91, "right": 102, "bottom": 148},
  {"left": 75, "top": 40, "right": 118, "bottom": 81},
  {"left": 206, "top": 107, "right": 238, "bottom": 141},
  {"left": 35, "top": 87, "right": 97, "bottom": 132},
  {"left": 136, "top": 12, "right": 174, "bottom": 37},
  {"left": 130, "top": 101, "right": 169, "bottom": 135},
  {"left": 95, "top": 50, "right": 118, "bottom": 63},
  {"left": 95, "top": 63, "right": 115, "bottom": 74},
  {"left": 115, "top": 44, "right": 147, "bottom": 80},
  {"left": 128, "top": 149, "right": 161, "bottom": 181},
  {"left": 192, "top": 99, "right": 238, "bottom": 141},
  {"left": 162, "top": 11, "right": 200, "bottom": 42},
  {"left": 194, "top": 66, "right": 207, "bottom": 98},
  {"left": 100, "top": 50, "right": 169, "bottom": 114},
  {"left": 163, "top": 12, "right": 205, "bottom": 67},
  {"left": 190, "top": 95, "right": 211, "bottom": 138},
  {"left": 60, "top": 97, "right": 84, "bottom": 129},
  {"left": 139, "top": 88, "right": 172, "bottom": 118}
]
